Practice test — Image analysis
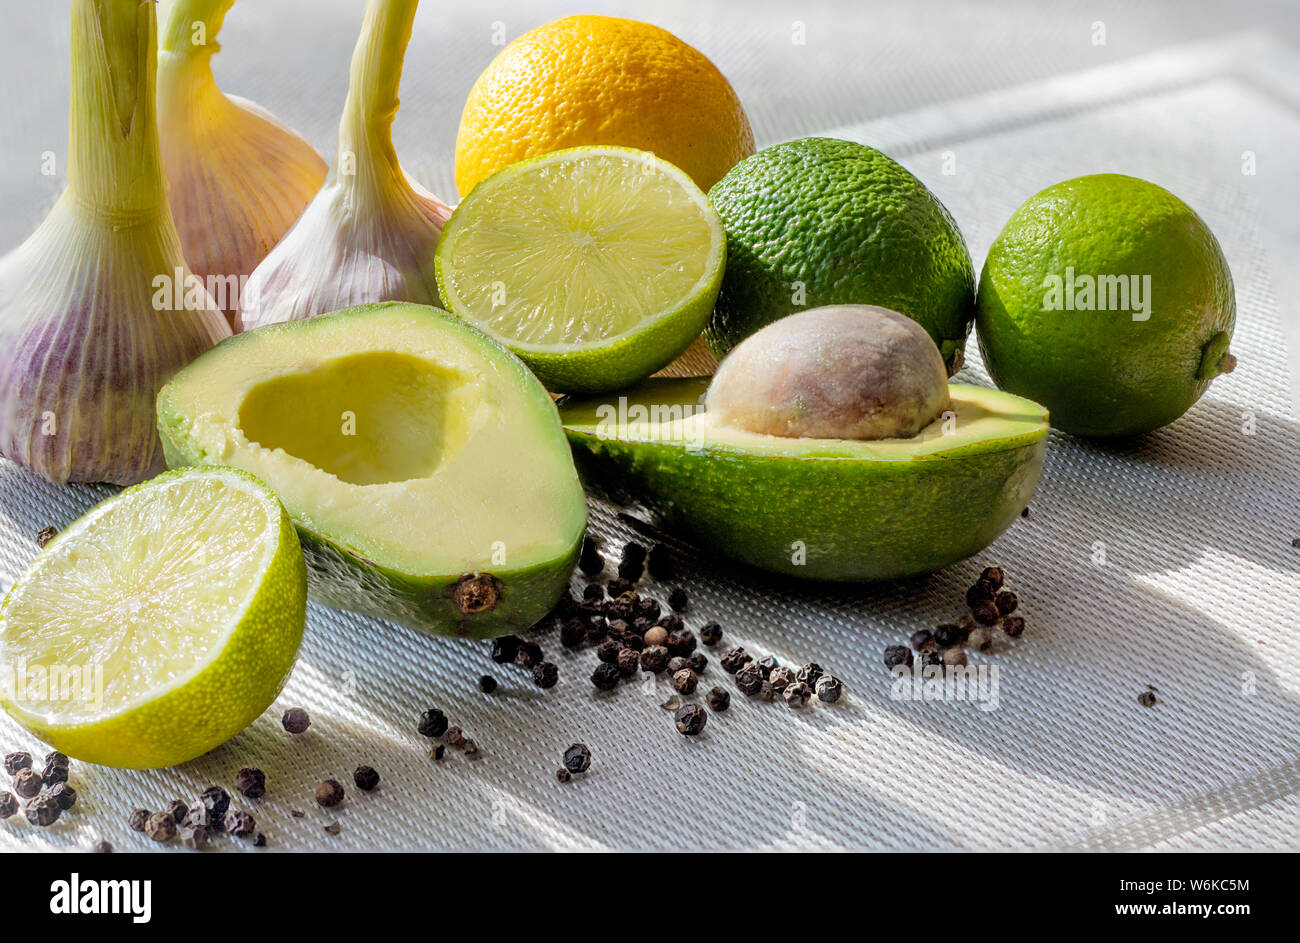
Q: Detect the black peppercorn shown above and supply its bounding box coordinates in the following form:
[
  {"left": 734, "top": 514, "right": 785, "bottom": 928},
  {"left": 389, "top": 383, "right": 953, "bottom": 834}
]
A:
[
  {"left": 620, "top": 541, "right": 647, "bottom": 565},
  {"left": 3, "top": 752, "right": 31, "bottom": 776},
  {"left": 675, "top": 703, "right": 708, "bottom": 736},
  {"left": 700, "top": 622, "right": 722, "bottom": 646},
  {"left": 254, "top": 833, "right": 267, "bottom": 847},
  {"left": 44, "top": 751, "right": 69, "bottom": 768},
  {"left": 353, "top": 765, "right": 380, "bottom": 791},
  {"left": 0, "top": 792, "right": 16, "bottom": 819},
  {"left": 491, "top": 634, "right": 522, "bottom": 664},
  {"left": 933, "top": 623, "right": 965, "bottom": 649},
  {"left": 769, "top": 666, "right": 794, "bottom": 692},
  {"left": 995, "top": 590, "right": 1019, "bottom": 615},
  {"left": 429, "top": 744, "right": 445, "bottom": 761},
  {"left": 659, "top": 613, "right": 685, "bottom": 633},
  {"left": 26, "top": 795, "right": 61, "bottom": 827},
  {"left": 646, "top": 545, "right": 676, "bottom": 580},
  {"left": 667, "top": 655, "right": 691, "bottom": 674},
  {"left": 617, "top": 557, "right": 644, "bottom": 582},
  {"left": 616, "top": 648, "right": 640, "bottom": 677},
  {"left": 560, "top": 617, "right": 588, "bottom": 648},
  {"left": 13, "top": 767, "right": 41, "bottom": 798},
  {"left": 1002, "top": 615, "right": 1026, "bottom": 638},
  {"left": 180, "top": 825, "right": 207, "bottom": 850},
  {"left": 516, "top": 641, "right": 544, "bottom": 669},
  {"left": 145, "top": 811, "right": 176, "bottom": 842},
  {"left": 637, "top": 597, "right": 662, "bottom": 622},
  {"left": 418, "top": 708, "right": 449, "bottom": 738},
  {"left": 883, "top": 645, "right": 912, "bottom": 670},
  {"left": 222, "top": 808, "right": 255, "bottom": 837},
  {"left": 640, "top": 645, "right": 670, "bottom": 673},
  {"left": 555, "top": 768, "right": 572, "bottom": 783},
  {"left": 815, "top": 676, "right": 845, "bottom": 704},
  {"left": 721, "top": 647, "right": 749, "bottom": 673},
  {"left": 563, "top": 743, "right": 592, "bottom": 774},
  {"left": 1138, "top": 691, "right": 1158, "bottom": 708},
  {"left": 758, "top": 681, "right": 775, "bottom": 701},
  {"left": 87, "top": 839, "right": 113, "bottom": 854},
  {"left": 796, "top": 663, "right": 824, "bottom": 688},
  {"left": 607, "top": 577, "right": 634, "bottom": 598},
  {"left": 591, "top": 662, "right": 620, "bottom": 691},
  {"left": 533, "top": 661, "right": 559, "bottom": 688},
  {"left": 578, "top": 536, "right": 604, "bottom": 575},
  {"left": 687, "top": 652, "right": 708, "bottom": 674},
  {"left": 314, "top": 779, "right": 345, "bottom": 807},
  {"left": 909, "top": 629, "right": 934, "bottom": 651},
  {"left": 235, "top": 767, "right": 266, "bottom": 799},
  {"left": 979, "top": 566, "right": 1005, "bottom": 589},
  {"left": 735, "top": 663, "right": 765, "bottom": 696},
  {"left": 596, "top": 638, "right": 622, "bottom": 664},
  {"left": 922, "top": 650, "right": 944, "bottom": 668},
  {"left": 783, "top": 682, "right": 812, "bottom": 708},
  {"left": 41, "top": 762, "right": 69, "bottom": 786},
  {"left": 966, "top": 582, "right": 994, "bottom": 608},
  {"left": 281, "top": 707, "right": 311, "bottom": 734},
  {"left": 582, "top": 583, "right": 605, "bottom": 602},
  {"left": 672, "top": 668, "right": 699, "bottom": 694},
  {"left": 973, "top": 602, "right": 1001, "bottom": 625},
  {"left": 943, "top": 647, "right": 967, "bottom": 667},
  {"left": 667, "top": 586, "right": 688, "bottom": 611},
  {"left": 166, "top": 798, "right": 189, "bottom": 823},
  {"left": 756, "top": 656, "right": 779, "bottom": 678},
  {"left": 202, "top": 785, "right": 230, "bottom": 818},
  {"left": 128, "top": 808, "right": 150, "bottom": 831},
  {"left": 706, "top": 687, "right": 730, "bottom": 712},
  {"left": 478, "top": 674, "right": 498, "bottom": 694}
]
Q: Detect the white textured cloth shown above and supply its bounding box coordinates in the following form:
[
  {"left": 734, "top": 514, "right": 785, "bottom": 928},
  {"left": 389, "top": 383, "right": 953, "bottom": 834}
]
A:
[{"left": 1, "top": 7, "right": 1299, "bottom": 850}]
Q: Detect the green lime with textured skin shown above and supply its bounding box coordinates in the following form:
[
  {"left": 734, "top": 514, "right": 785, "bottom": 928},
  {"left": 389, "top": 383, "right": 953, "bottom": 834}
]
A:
[
  {"left": 157, "top": 303, "right": 586, "bottom": 638},
  {"left": 0, "top": 466, "right": 306, "bottom": 768},
  {"left": 976, "top": 174, "right": 1236, "bottom": 437},
  {"left": 705, "top": 137, "right": 976, "bottom": 372},
  {"left": 559, "top": 378, "right": 1047, "bottom": 581},
  {"left": 436, "top": 146, "right": 725, "bottom": 394}
]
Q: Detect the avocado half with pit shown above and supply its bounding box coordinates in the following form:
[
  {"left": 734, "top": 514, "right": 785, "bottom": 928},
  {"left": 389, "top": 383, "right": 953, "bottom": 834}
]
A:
[
  {"left": 157, "top": 303, "right": 587, "bottom": 637},
  {"left": 559, "top": 378, "right": 1048, "bottom": 582}
]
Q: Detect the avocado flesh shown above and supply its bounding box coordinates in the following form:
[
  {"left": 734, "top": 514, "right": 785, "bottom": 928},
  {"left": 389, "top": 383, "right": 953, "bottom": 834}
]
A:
[
  {"left": 560, "top": 378, "right": 1047, "bottom": 581},
  {"left": 157, "top": 303, "right": 587, "bottom": 636}
]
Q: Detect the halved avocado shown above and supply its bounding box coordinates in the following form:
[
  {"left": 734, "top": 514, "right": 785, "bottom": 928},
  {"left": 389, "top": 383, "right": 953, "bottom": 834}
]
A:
[
  {"left": 157, "top": 303, "right": 587, "bottom": 637},
  {"left": 559, "top": 378, "right": 1047, "bottom": 581}
]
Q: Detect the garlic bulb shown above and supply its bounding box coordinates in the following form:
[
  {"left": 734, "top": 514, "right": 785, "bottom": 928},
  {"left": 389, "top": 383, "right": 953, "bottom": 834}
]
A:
[
  {"left": 157, "top": 0, "right": 328, "bottom": 324},
  {"left": 0, "top": 0, "right": 229, "bottom": 486},
  {"left": 237, "top": 0, "right": 451, "bottom": 331}
]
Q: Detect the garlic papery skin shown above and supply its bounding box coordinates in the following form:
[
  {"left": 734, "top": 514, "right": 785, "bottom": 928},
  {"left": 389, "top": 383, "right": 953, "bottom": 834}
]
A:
[
  {"left": 0, "top": 0, "right": 230, "bottom": 486},
  {"left": 237, "top": 0, "right": 451, "bottom": 331},
  {"left": 157, "top": 0, "right": 328, "bottom": 325}
]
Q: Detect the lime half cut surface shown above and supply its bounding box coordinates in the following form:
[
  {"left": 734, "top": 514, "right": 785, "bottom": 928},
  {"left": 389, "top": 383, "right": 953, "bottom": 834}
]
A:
[
  {"left": 436, "top": 146, "right": 726, "bottom": 393},
  {"left": 0, "top": 466, "right": 306, "bottom": 768}
]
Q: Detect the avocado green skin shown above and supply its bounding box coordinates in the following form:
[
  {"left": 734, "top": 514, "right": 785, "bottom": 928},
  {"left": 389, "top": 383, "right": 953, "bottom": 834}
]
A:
[
  {"left": 157, "top": 303, "right": 584, "bottom": 638},
  {"left": 706, "top": 138, "right": 976, "bottom": 374},
  {"left": 563, "top": 419, "right": 1045, "bottom": 583}
]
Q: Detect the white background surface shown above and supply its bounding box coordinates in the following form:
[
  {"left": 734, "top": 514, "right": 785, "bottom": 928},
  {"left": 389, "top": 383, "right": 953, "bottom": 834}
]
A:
[{"left": 0, "top": 1, "right": 1297, "bottom": 851}]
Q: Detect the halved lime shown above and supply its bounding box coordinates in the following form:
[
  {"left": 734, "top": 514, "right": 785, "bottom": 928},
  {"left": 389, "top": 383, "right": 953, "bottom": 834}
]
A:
[
  {"left": 0, "top": 466, "right": 306, "bottom": 768},
  {"left": 435, "top": 146, "right": 726, "bottom": 393}
]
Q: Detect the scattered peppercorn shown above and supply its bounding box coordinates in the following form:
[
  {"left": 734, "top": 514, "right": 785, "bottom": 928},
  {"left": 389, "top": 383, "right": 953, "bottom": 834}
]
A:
[
  {"left": 591, "top": 662, "right": 621, "bottom": 691},
  {"left": 968, "top": 627, "right": 993, "bottom": 652},
  {"left": 235, "top": 767, "right": 266, "bottom": 800},
  {"left": 36, "top": 525, "right": 58, "bottom": 548},
  {"left": 478, "top": 674, "right": 498, "bottom": 694},
  {"left": 605, "top": 649, "right": 633, "bottom": 679},
  {"left": 637, "top": 597, "right": 662, "bottom": 622},
  {"left": 202, "top": 785, "right": 230, "bottom": 819},
  {"left": 254, "top": 833, "right": 267, "bottom": 847},
  {"left": 922, "top": 650, "right": 944, "bottom": 668},
  {"left": 578, "top": 537, "right": 604, "bottom": 575},
  {"left": 13, "top": 767, "right": 41, "bottom": 798},
  {"left": 560, "top": 617, "right": 588, "bottom": 648},
  {"left": 972, "top": 602, "right": 1001, "bottom": 625},
  {"left": 643, "top": 625, "right": 668, "bottom": 647},
  {"left": 668, "top": 587, "right": 689, "bottom": 611},
  {"left": 281, "top": 708, "right": 311, "bottom": 734},
  {"left": 516, "top": 641, "right": 544, "bottom": 669},
  {"left": 418, "top": 708, "right": 449, "bottom": 738},
  {"left": 1021, "top": 507, "right": 1030, "bottom": 518},
  {"left": 180, "top": 826, "right": 207, "bottom": 850},
  {"left": 700, "top": 622, "right": 722, "bottom": 647},
  {"left": 909, "top": 629, "right": 933, "bottom": 651},
  {"left": 815, "top": 676, "right": 844, "bottom": 703},
  {"left": 314, "top": 779, "right": 345, "bottom": 807},
  {"left": 769, "top": 666, "right": 795, "bottom": 692},
  {"left": 735, "top": 663, "right": 765, "bottom": 696},
  {"left": 646, "top": 545, "right": 676, "bottom": 580},
  {"left": 0, "top": 792, "right": 16, "bottom": 819},
  {"left": 491, "top": 635, "right": 522, "bottom": 664},
  {"left": 44, "top": 750, "right": 68, "bottom": 767},
  {"left": 47, "top": 783, "right": 76, "bottom": 811},
  {"left": 444, "top": 726, "right": 467, "bottom": 748},
  {"left": 687, "top": 652, "right": 708, "bottom": 674},
  {"left": 966, "top": 583, "right": 994, "bottom": 608},
  {"left": 3, "top": 752, "right": 31, "bottom": 776},
  {"left": 429, "top": 744, "right": 445, "bottom": 761},
  {"left": 668, "top": 655, "right": 691, "bottom": 674},
  {"left": 706, "top": 687, "right": 731, "bottom": 712},
  {"left": 1002, "top": 615, "right": 1026, "bottom": 638},
  {"left": 582, "top": 583, "right": 605, "bottom": 603},
  {"left": 533, "top": 661, "right": 559, "bottom": 688},
  {"left": 593, "top": 639, "right": 620, "bottom": 664},
  {"left": 796, "top": 663, "right": 824, "bottom": 688},
  {"left": 41, "top": 762, "right": 68, "bottom": 786},
  {"left": 129, "top": 808, "right": 150, "bottom": 831},
  {"left": 659, "top": 613, "right": 685, "bottom": 633},
  {"left": 353, "top": 765, "right": 380, "bottom": 792},
  {"left": 721, "top": 647, "right": 749, "bottom": 673},
  {"left": 145, "top": 811, "right": 176, "bottom": 842},
  {"left": 640, "top": 645, "right": 670, "bottom": 673},
  {"left": 620, "top": 541, "right": 647, "bottom": 565},
  {"left": 980, "top": 566, "right": 1005, "bottom": 589},
  {"left": 607, "top": 578, "right": 634, "bottom": 597},
  {"left": 224, "top": 809, "right": 256, "bottom": 837},
  {"left": 783, "top": 682, "right": 812, "bottom": 708},
  {"left": 672, "top": 668, "right": 699, "bottom": 694},
  {"left": 884, "top": 645, "right": 912, "bottom": 670},
  {"left": 26, "top": 796, "right": 60, "bottom": 827},
  {"left": 758, "top": 681, "right": 775, "bottom": 701},
  {"left": 163, "top": 798, "right": 188, "bottom": 823},
  {"left": 555, "top": 768, "right": 572, "bottom": 783},
  {"left": 87, "top": 840, "right": 113, "bottom": 854},
  {"left": 323, "top": 822, "right": 341, "bottom": 835},
  {"left": 563, "top": 743, "right": 592, "bottom": 774},
  {"left": 617, "top": 558, "right": 644, "bottom": 582},
  {"left": 675, "top": 704, "right": 708, "bottom": 736},
  {"left": 1138, "top": 691, "right": 1158, "bottom": 708},
  {"left": 943, "top": 648, "right": 968, "bottom": 667},
  {"left": 995, "top": 590, "right": 1018, "bottom": 615},
  {"left": 933, "top": 623, "right": 965, "bottom": 650}
]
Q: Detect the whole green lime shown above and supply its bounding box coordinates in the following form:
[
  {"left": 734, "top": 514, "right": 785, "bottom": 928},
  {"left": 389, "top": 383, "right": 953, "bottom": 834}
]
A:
[
  {"left": 976, "top": 174, "right": 1236, "bottom": 437},
  {"left": 705, "top": 137, "right": 975, "bottom": 373}
]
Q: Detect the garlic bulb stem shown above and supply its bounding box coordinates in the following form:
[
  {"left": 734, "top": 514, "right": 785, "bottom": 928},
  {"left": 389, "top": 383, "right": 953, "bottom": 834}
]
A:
[{"left": 337, "top": 0, "right": 417, "bottom": 180}]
